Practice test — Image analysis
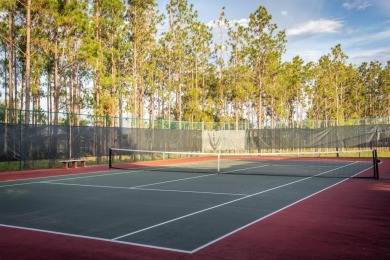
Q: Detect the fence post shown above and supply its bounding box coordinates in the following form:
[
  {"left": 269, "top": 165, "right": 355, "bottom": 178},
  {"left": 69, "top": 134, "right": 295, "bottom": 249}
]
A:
[
  {"left": 68, "top": 113, "right": 72, "bottom": 159},
  {"left": 19, "top": 109, "right": 22, "bottom": 171},
  {"left": 108, "top": 148, "right": 112, "bottom": 168},
  {"left": 106, "top": 114, "right": 109, "bottom": 161}
]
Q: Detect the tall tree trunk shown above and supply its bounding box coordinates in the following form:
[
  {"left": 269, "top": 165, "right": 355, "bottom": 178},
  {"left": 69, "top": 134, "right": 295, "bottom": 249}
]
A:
[
  {"left": 49, "top": 39, "right": 60, "bottom": 167},
  {"left": 257, "top": 79, "right": 263, "bottom": 129},
  {"left": 8, "top": 8, "right": 14, "bottom": 113},
  {"left": 53, "top": 40, "right": 59, "bottom": 124},
  {"left": 110, "top": 33, "right": 116, "bottom": 126},
  {"left": 23, "top": 0, "right": 32, "bottom": 169},
  {"left": 13, "top": 35, "right": 18, "bottom": 111},
  {"left": 178, "top": 58, "right": 182, "bottom": 129},
  {"left": 46, "top": 73, "right": 52, "bottom": 124},
  {"left": 132, "top": 39, "right": 138, "bottom": 123},
  {"left": 25, "top": 0, "right": 31, "bottom": 122}
]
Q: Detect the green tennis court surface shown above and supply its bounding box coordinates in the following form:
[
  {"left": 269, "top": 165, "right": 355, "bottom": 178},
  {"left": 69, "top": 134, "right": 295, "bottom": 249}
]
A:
[{"left": 0, "top": 160, "right": 373, "bottom": 253}]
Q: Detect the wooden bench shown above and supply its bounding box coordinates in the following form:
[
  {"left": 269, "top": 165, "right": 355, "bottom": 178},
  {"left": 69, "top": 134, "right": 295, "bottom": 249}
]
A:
[{"left": 60, "top": 159, "right": 86, "bottom": 169}]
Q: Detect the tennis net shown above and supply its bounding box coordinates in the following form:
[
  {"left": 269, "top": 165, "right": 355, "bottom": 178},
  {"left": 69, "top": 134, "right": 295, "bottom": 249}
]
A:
[{"left": 108, "top": 148, "right": 379, "bottom": 178}]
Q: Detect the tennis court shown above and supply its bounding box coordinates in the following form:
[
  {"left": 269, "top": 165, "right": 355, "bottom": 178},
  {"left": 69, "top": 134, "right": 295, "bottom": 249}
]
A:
[{"left": 0, "top": 151, "right": 377, "bottom": 253}]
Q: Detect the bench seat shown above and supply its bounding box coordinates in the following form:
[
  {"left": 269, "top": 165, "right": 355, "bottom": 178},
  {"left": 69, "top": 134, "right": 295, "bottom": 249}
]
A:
[{"left": 60, "top": 159, "right": 86, "bottom": 169}]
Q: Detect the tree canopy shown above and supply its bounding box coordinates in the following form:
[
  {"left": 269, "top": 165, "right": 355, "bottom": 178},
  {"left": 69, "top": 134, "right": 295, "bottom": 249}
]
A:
[{"left": 0, "top": 0, "right": 389, "bottom": 128}]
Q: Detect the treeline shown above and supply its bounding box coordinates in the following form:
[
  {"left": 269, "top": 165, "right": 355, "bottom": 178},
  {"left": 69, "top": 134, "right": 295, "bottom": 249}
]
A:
[{"left": 0, "top": 0, "right": 389, "bottom": 128}]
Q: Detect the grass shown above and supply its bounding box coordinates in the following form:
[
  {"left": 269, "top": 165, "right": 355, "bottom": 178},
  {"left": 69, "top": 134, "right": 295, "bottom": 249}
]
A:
[
  {"left": 0, "top": 157, "right": 109, "bottom": 172},
  {"left": 0, "top": 149, "right": 388, "bottom": 172}
]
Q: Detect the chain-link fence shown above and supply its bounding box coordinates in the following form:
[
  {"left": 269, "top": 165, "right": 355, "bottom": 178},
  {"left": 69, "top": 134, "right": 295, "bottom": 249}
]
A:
[{"left": 0, "top": 108, "right": 389, "bottom": 171}]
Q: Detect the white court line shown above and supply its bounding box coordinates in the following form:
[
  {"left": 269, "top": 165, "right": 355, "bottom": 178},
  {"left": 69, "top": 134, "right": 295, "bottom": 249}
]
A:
[
  {"left": 44, "top": 172, "right": 217, "bottom": 188},
  {"left": 112, "top": 162, "right": 358, "bottom": 241},
  {"left": 314, "top": 161, "right": 358, "bottom": 177},
  {"left": 0, "top": 161, "right": 370, "bottom": 254},
  {"left": 0, "top": 162, "right": 371, "bottom": 255},
  {"left": 221, "top": 164, "right": 268, "bottom": 174},
  {"left": 44, "top": 167, "right": 217, "bottom": 189},
  {"left": 112, "top": 177, "right": 312, "bottom": 240},
  {"left": 0, "top": 169, "right": 139, "bottom": 188},
  {"left": 191, "top": 163, "right": 372, "bottom": 253},
  {"left": 0, "top": 224, "right": 192, "bottom": 254},
  {"left": 221, "top": 161, "right": 362, "bottom": 175},
  {"left": 1, "top": 167, "right": 210, "bottom": 189},
  {"left": 135, "top": 187, "right": 247, "bottom": 196},
  {"left": 0, "top": 181, "right": 44, "bottom": 188},
  {"left": 42, "top": 182, "right": 248, "bottom": 196},
  {"left": 131, "top": 173, "right": 217, "bottom": 188},
  {"left": 41, "top": 169, "right": 142, "bottom": 182},
  {"left": 0, "top": 169, "right": 117, "bottom": 184},
  {"left": 265, "top": 164, "right": 351, "bottom": 168}
]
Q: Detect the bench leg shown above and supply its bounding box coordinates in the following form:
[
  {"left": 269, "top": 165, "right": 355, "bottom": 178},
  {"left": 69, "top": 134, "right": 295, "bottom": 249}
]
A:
[
  {"left": 71, "top": 161, "right": 77, "bottom": 168},
  {"left": 62, "top": 162, "right": 68, "bottom": 169},
  {"left": 80, "top": 161, "right": 86, "bottom": 167}
]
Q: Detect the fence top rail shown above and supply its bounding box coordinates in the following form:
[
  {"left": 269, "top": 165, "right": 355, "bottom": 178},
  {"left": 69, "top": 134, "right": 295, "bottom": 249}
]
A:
[{"left": 0, "top": 108, "right": 389, "bottom": 130}]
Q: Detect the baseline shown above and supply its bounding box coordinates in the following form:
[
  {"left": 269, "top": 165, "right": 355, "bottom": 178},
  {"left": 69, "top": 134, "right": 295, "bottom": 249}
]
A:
[
  {"left": 0, "top": 223, "right": 191, "bottom": 254},
  {"left": 42, "top": 181, "right": 248, "bottom": 196}
]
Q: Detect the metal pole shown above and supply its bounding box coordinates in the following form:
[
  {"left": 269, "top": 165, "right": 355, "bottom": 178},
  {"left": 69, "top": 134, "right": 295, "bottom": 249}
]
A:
[
  {"left": 19, "top": 109, "right": 22, "bottom": 171},
  {"left": 108, "top": 148, "right": 112, "bottom": 168}
]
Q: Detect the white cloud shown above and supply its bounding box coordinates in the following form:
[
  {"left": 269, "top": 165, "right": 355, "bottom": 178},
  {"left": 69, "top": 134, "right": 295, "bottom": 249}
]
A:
[
  {"left": 283, "top": 49, "right": 324, "bottom": 63},
  {"left": 342, "top": 0, "right": 373, "bottom": 10},
  {"left": 281, "top": 10, "right": 288, "bottom": 16},
  {"left": 286, "top": 19, "right": 343, "bottom": 36},
  {"left": 228, "top": 19, "right": 249, "bottom": 27},
  {"left": 348, "top": 47, "right": 390, "bottom": 65},
  {"left": 284, "top": 27, "right": 390, "bottom": 65},
  {"left": 377, "top": 0, "right": 390, "bottom": 12},
  {"left": 343, "top": 28, "right": 390, "bottom": 46},
  {"left": 207, "top": 18, "right": 249, "bottom": 28}
]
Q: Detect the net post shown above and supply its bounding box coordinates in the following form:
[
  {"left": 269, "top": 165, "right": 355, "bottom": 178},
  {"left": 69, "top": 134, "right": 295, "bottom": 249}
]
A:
[
  {"left": 372, "top": 150, "right": 376, "bottom": 178},
  {"left": 109, "top": 148, "right": 112, "bottom": 168},
  {"left": 373, "top": 149, "right": 379, "bottom": 179},
  {"left": 375, "top": 149, "right": 379, "bottom": 179}
]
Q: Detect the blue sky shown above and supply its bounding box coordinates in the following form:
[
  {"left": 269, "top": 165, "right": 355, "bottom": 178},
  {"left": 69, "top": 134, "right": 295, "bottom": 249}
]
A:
[{"left": 157, "top": 0, "right": 390, "bottom": 66}]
